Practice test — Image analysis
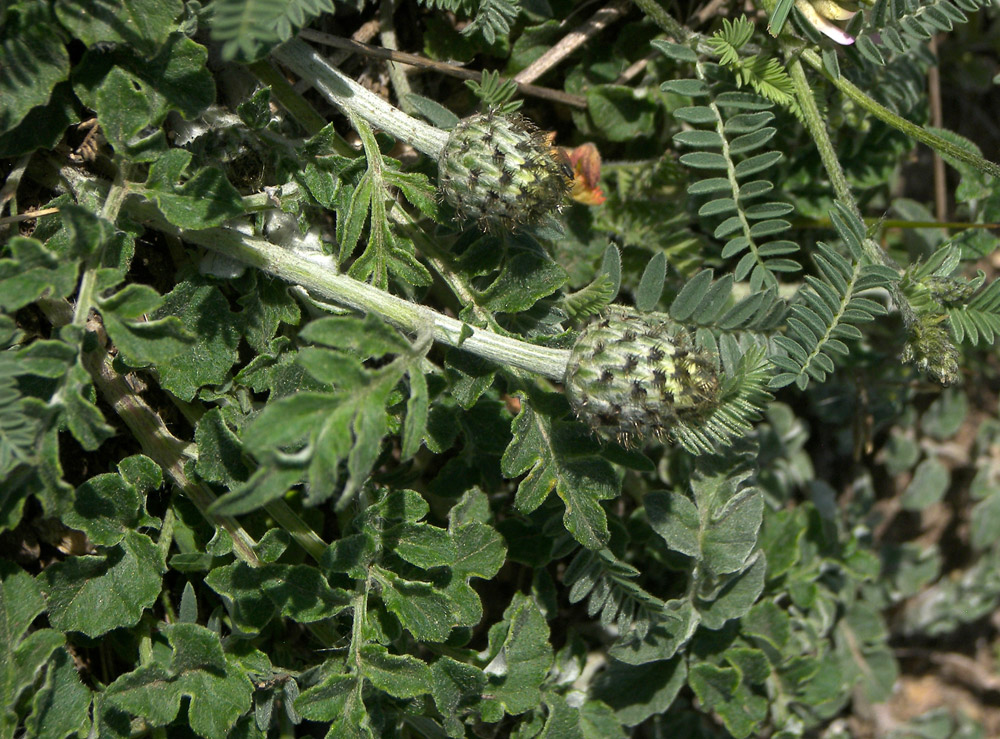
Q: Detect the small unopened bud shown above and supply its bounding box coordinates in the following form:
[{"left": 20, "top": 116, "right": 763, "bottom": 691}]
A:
[{"left": 927, "top": 276, "right": 977, "bottom": 305}]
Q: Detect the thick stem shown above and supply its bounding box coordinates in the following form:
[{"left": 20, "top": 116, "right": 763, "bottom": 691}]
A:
[
  {"left": 348, "top": 583, "right": 370, "bottom": 683},
  {"left": 76, "top": 323, "right": 263, "bottom": 567},
  {"left": 51, "top": 164, "right": 571, "bottom": 384},
  {"left": 272, "top": 38, "right": 449, "bottom": 158},
  {"left": 161, "top": 221, "right": 572, "bottom": 381}
]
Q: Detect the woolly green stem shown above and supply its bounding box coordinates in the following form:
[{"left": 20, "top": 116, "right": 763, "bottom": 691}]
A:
[
  {"left": 348, "top": 582, "right": 370, "bottom": 688},
  {"left": 156, "top": 221, "right": 571, "bottom": 381},
  {"left": 264, "top": 500, "right": 329, "bottom": 563},
  {"left": 58, "top": 165, "right": 571, "bottom": 381},
  {"left": 272, "top": 38, "right": 449, "bottom": 158},
  {"left": 799, "top": 48, "right": 1000, "bottom": 180},
  {"left": 71, "top": 261, "right": 100, "bottom": 328},
  {"left": 73, "top": 325, "right": 263, "bottom": 568}
]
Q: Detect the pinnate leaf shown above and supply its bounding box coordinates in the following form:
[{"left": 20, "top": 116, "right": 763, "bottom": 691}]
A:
[
  {"left": 502, "top": 393, "right": 618, "bottom": 550},
  {"left": 148, "top": 279, "right": 242, "bottom": 401},
  {"left": 0, "top": 563, "right": 66, "bottom": 737},
  {"left": 0, "top": 238, "right": 79, "bottom": 312},
  {"left": 0, "top": 11, "right": 69, "bottom": 136},
  {"left": 372, "top": 566, "right": 455, "bottom": 642},
  {"left": 102, "top": 630, "right": 253, "bottom": 739},
  {"left": 143, "top": 149, "right": 244, "bottom": 229},
  {"left": 24, "top": 646, "right": 92, "bottom": 739},
  {"left": 54, "top": 0, "right": 182, "bottom": 55},
  {"left": 42, "top": 530, "right": 165, "bottom": 638},
  {"left": 592, "top": 657, "right": 687, "bottom": 727},
  {"left": 482, "top": 593, "right": 552, "bottom": 717},
  {"left": 359, "top": 644, "right": 432, "bottom": 699},
  {"left": 431, "top": 656, "right": 486, "bottom": 738}
]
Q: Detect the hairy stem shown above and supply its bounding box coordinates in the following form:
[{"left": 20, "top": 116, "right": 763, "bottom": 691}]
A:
[
  {"left": 72, "top": 164, "right": 131, "bottom": 327},
  {"left": 55, "top": 304, "right": 263, "bottom": 567},
  {"left": 787, "top": 54, "right": 918, "bottom": 327},
  {"left": 348, "top": 582, "right": 370, "bottom": 683},
  {"left": 799, "top": 48, "right": 1000, "bottom": 180},
  {"left": 272, "top": 38, "right": 449, "bottom": 158},
  {"left": 141, "top": 215, "right": 572, "bottom": 381},
  {"left": 787, "top": 56, "right": 855, "bottom": 212}
]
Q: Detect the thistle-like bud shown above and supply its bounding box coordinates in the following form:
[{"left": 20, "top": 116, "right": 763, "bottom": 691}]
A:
[
  {"left": 564, "top": 307, "right": 721, "bottom": 447},
  {"left": 438, "top": 111, "right": 570, "bottom": 230}
]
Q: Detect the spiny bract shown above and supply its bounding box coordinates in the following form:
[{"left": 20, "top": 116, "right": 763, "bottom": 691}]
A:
[
  {"left": 437, "top": 110, "right": 570, "bottom": 230},
  {"left": 565, "top": 307, "right": 721, "bottom": 447}
]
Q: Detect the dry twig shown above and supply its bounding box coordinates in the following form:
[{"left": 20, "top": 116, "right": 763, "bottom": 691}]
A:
[
  {"left": 513, "top": 0, "right": 631, "bottom": 85},
  {"left": 298, "top": 29, "right": 588, "bottom": 109}
]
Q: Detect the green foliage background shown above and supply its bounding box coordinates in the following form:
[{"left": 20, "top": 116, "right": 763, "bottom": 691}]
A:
[{"left": 2, "top": 0, "right": 1000, "bottom": 737}]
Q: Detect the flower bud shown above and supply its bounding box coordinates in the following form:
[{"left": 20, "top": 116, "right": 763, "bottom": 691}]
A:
[
  {"left": 438, "top": 111, "right": 570, "bottom": 230},
  {"left": 565, "top": 307, "right": 720, "bottom": 447}
]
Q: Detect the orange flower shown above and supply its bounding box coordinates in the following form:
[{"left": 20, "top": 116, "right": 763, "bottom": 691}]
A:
[{"left": 561, "top": 143, "right": 606, "bottom": 206}]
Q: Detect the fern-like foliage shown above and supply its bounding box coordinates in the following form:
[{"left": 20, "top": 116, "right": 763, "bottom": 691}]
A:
[
  {"left": 417, "top": 0, "right": 520, "bottom": 44},
  {"left": 675, "top": 343, "right": 773, "bottom": 454},
  {"left": 855, "top": 0, "right": 992, "bottom": 65},
  {"left": 210, "top": 0, "right": 336, "bottom": 61},
  {"left": 902, "top": 244, "right": 1000, "bottom": 348},
  {"left": 949, "top": 280, "right": 1000, "bottom": 346},
  {"left": 656, "top": 267, "right": 783, "bottom": 453},
  {"left": 564, "top": 548, "right": 666, "bottom": 641},
  {"left": 769, "top": 204, "right": 898, "bottom": 390},
  {"left": 465, "top": 70, "right": 523, "bottom": 114},
  {"left": 620, "top": 255, "right": 776, "bottom": 454},
  {"left": 561, "top": 244, "right": 621, "bottom": 319},
  {"left": 706, "top": 18, "right": 799, "bottom": 116},
  {"left": 305, "top": 117, "right": 435, "bottom": 290},
  {"left": 670, "top": 268, "right": 787, "bottom": 341},
  {"left": 844, "top": 44, "right": 933, "bottom": 116},
  {"left": 655, "top": 40, "right": 800, "bottom": 292}
]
